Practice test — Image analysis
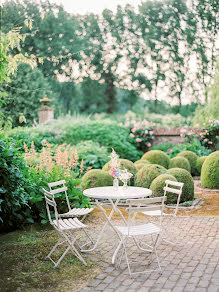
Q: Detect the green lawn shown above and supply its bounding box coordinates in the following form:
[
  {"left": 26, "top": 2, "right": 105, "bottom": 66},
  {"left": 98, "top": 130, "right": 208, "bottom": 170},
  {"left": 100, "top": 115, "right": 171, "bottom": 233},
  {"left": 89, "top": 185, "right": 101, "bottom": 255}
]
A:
[{"left": 0, "top": 224, "right": 101, "bottom": 292}]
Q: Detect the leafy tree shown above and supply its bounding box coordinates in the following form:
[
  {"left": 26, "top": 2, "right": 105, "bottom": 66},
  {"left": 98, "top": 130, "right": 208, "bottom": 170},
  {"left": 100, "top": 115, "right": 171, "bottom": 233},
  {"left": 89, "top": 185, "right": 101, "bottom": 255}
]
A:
[
  {"left": 2, "top": 63, "right": 52, "bottom": 127},
  {"left": 193, "top": 59, "right": 219, "bottom": 124}
]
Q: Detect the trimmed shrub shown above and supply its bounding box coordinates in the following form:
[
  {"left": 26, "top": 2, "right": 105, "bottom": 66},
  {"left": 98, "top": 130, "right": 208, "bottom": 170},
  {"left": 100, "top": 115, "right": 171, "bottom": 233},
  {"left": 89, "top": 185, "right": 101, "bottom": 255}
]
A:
[
  {"left": 201, "top": 151, "right": 219, "bottom": 189},
  {"left": 196, "top": 156, "right": 207, "bottom": 175},
  {"left": 141, "top": 150, "right": 170, "bottom": 168},
  {"left": 82, "top": 169, "right": 113, "bottom": 190},
  {"left": 135, "top": 162, "right": 150, "bottom": 171},
  {"left": 169, "top": 156, "right": 191, "bottom": 173},
  {"left": 150, "top": 174, "right": 177, "bottom": 204},
  {"left": 134, "top": 159, "right": 151, "bottom": 171},
  {"left": 102, "top": 159, "right": 137, "bottom": 175},
  {"left": 135, "top": 164, "right": 166, "bottom": 188},
  {"left": 167, "top": 168, "right": 194, "bottom": 203},
  {"left": 177, "top": 150, "right": 198, "bottom": 175},
  {"left": 134, "top": 159, "right": 150, "bottom": 165}
]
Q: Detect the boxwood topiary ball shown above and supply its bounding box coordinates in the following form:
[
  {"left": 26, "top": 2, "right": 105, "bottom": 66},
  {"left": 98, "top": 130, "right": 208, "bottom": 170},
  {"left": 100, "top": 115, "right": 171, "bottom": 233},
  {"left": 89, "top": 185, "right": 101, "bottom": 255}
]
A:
[
  {"left": 135, "top": 164, "right": 166, "bottom": 188},
  {"left": 196, "top": 156, "right": 207, "bottom": 175},
  {"left": 167, "top": 168, "right": 194, "bottom": 203},
  {"left": 150, "top": 174, "right": 177, "bottom": 204},
  {"left": 201, "top": 151, "right": 219, "bottom": 189},
  {"left": 134, "top": 159, "right": 150, "bottom": 165},
  {"left": 102, "top": 159, "right": 137, "bottom": 175},
  {"left": 82, "top": 169, "right": 113, "bottom": 190},
  {"left": 177, "top": 151, "right": 198, "bottom": 176},
  {"left": 141, "top": 150, "right": 170, "bottom": 168},
  {"left": 135, "top": 162, "right": 151, "bottom": 171},
  {"left": 169, "top": 156, "right": 191, "bottom": 173}
]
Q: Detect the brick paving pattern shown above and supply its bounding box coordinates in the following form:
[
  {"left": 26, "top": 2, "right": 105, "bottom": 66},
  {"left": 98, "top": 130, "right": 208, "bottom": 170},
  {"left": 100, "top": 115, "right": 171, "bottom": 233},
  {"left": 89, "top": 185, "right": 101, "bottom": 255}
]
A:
[{"left": 80, "top": 216, "right": 219, "bottom": 292}]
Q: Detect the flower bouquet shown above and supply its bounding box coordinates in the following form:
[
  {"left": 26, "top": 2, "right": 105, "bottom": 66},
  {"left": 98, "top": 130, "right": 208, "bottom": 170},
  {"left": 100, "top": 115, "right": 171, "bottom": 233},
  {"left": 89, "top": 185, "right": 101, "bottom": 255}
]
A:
[
  {"left": 119, "top": 169, "right": 133, "bottom": 190},
  {"left": 109, "top": 149, "right": 120, "bottom": 189}
]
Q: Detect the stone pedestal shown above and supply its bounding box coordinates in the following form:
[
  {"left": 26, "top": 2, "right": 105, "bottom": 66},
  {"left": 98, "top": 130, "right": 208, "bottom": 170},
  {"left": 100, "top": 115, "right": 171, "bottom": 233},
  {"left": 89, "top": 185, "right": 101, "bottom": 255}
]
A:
[
  {"left": 38, "top": 106, "right": 54, "bottom": 124},
  {"left": 38, "top": 97, "right": 54, "bottom": 124}
]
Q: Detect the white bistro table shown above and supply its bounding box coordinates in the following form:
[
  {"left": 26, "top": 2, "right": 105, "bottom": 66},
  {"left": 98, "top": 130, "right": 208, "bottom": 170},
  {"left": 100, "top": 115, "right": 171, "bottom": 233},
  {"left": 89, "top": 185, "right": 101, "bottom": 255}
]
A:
[{"left": 82, "top": 186, "right": 152, "bottom": 264}]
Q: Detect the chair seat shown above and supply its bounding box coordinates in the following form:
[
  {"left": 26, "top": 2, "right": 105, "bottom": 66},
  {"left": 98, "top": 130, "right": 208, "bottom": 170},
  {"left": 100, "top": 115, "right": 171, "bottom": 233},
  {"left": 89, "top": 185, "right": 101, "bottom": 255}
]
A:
[
  {"left": 115, "top": 223, "right": 160, "bottom": 236},
  {"left": 53, "top": 218, "right": 87, "bottom": 231},
  {"left": 60, "top": 208, "right": 94, "bottom": 217}
]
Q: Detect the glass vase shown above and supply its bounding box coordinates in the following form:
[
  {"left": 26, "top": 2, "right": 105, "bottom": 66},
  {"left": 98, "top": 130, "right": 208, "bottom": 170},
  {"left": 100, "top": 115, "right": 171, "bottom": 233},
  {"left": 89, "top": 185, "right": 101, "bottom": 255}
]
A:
[
  {"left": 113, "top": 178, "right": 119, "bottom": 190},
  {"left": 123, "top": 180, "right": 128, "bottom": 190}
]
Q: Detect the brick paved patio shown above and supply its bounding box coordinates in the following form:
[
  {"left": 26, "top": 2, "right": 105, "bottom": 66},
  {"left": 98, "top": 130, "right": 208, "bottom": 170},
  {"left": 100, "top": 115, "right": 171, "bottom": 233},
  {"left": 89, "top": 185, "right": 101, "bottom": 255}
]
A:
[{"left": 80, "top": 215, "right": 219, "bottom": 292}]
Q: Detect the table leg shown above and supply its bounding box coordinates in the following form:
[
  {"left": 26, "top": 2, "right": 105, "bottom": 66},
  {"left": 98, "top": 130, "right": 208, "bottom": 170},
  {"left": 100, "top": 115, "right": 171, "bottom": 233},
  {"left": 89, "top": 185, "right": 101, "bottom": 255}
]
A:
[{"left": 81, "top": 199, "right": 120, "bottom": 252}]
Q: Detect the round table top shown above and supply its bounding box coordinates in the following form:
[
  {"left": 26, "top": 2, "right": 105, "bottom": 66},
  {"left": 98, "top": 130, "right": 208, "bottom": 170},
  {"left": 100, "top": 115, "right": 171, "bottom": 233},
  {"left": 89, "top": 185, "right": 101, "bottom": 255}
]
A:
[{"left": 83, "top": 186, "right": 152, "bottom": 200}]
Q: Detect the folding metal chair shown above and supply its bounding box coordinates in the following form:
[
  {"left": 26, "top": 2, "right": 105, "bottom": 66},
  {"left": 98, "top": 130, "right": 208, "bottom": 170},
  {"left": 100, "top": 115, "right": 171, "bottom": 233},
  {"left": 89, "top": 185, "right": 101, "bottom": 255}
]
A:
[
  {"left": 114, "top": 196, "right": 166, "bottom": 277},
  {"left": 142, "top": 180, "right": 184, "bottom": 244},
  {"left": 43, "top": 188, "right": 87, "bottom": 268},
  {"left": 48, "top": 180, "right": 94, "bottom": 244}
]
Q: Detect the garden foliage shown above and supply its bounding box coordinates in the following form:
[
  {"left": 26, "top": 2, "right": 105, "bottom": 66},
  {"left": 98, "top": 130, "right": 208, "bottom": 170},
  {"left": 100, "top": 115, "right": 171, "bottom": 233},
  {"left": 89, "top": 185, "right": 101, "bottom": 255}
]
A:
[
  {"left": 201, "top": 151, "right": 219, "bottom": 189},
  {"left": 0, "top": 135, "right": 33, "bottom": 231}
]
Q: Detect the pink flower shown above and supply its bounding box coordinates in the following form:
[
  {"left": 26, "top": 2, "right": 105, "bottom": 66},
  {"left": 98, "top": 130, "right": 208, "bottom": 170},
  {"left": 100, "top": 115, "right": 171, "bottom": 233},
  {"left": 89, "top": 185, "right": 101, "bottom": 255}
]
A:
[
  {"left": 168, "top": 148, "right": 171, "bottom": 152},
  {"left": 136, "top": 138, "right": 142, "bottom": 142},
  {"left": 180, "top": 129, "right": 187, "bottom": 134},
  {"left": 147, "top": 143, "right": 152, "bottom": 147},
  {"left": 187, "top": 133, "right": 191, "bottom": 136},
  {"left": 145, "top": 130, "right": 148, "bottom": 134},
  {"left": 204, "top": 139, "right": 208, "bottom": 142},
  {"left": 119, "top": 122, "right": 123, "bottom": 126},
  {"left": 208, "top": 141, "right": 213, "bottom": 144},
  {"left": 149, "top": 131, "right": 153, "bottom": 135},
  {"left": 130, "top": 133, "right": 134, "bottom": 138},
  {"left": 131, "top": 128, "right": 136, "bottom": 133}
]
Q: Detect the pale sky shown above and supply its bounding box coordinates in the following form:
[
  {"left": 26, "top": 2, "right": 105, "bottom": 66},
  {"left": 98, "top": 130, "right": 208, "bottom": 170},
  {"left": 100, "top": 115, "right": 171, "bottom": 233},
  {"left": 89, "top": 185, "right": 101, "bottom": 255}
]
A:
[{"left": 49, "top": 0, "right": 142, "bottom": 14}]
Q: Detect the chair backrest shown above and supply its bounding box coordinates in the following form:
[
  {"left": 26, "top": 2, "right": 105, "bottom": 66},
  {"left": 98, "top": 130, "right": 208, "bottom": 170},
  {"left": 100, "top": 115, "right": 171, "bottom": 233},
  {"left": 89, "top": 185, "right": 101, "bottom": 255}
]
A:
[
  {"left": 164, "top": 180, "right": 184, "bottom": 215},
  {"left": 43, "top": 188, "right": 60, "bottom": 229},
  {"left": 48, "top": 180, "right": 71, "bottom": 211},
  {"left": 126, "top": 196, "right": 167, "bottom": 234}
]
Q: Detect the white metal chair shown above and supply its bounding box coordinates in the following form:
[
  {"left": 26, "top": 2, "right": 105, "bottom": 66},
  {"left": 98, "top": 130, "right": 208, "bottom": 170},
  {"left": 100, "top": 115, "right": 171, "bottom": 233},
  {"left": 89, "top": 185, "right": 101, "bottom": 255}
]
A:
[
  {"left": 142, "top": 180, "right": 184, "bottom": 244},
  {"left": 43, "top": 188, "right": 87, "bottom": 268},
  {"left": 48, "top": 180, "right": 94, "bottom": 244},
  {"left": 114, "top": 196, "right": 166, "bottom": 277}
]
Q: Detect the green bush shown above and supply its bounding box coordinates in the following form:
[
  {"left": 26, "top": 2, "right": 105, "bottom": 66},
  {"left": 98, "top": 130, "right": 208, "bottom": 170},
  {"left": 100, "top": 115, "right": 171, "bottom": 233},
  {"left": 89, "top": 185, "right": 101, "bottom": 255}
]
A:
[
  {"left": 177, "top": 150, "right": 198, "bottom": 175},
  {"left": 60, "top": 121, "right": 141, "bottom": 161},
  {"left": 150, "top": 174, "right": 177, "bottom": 204},
  {"left": 167, "top": 140, "right": 212, "bottom": 158},
  {"left": 134, "top": 159, "right": 150, "bottom": 165},
  {"left": 135, "top": 162, "right": 150, "bottom": 171},
  {"left": 149, "top": 143, "right": 174, "bottom": 152},
  {"left": 76, "top": 140, "right": 110, "bottom": 170},
  {"left": 201, "top": 151, "right": 219, "bottom": 189},
  {"left": 9, "top": 120, "right": 141, "bottom": 161},
  {"left": 0, "top": 135, "right": 34, "bottom": 231},
  {"left": 102, "top": 159, "right": 137, "bottom": 175},
  {"left": 134, "top": 164, "right": 166, "bottom": 188},
  {"left": 196, "top": 156, "right": 207, "bottom": 175},
  {"left": 167, "top": 168, "right": 194, "bottom": 203},
  {"left": 169, "top": 156, "right": 191, "bottom": 173},
  {"left": 82, "top": 169, "right": 113, "bottom": 190},
  {"left": 141, "top": 150, "right": 170, "bottom": 168}
]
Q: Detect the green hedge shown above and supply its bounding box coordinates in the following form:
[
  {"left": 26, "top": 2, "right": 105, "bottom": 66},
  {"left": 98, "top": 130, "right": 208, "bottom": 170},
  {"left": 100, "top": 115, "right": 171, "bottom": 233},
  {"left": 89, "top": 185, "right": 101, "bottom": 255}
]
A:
[
  {"left": 134, "top": 164, "right": 166, "bottom": 188},
  {"left": 9, "top": 121, "right": 141, "bottom": 161},
  {"left": 201, "top": 151, "right": 219, "bottom": 189}
]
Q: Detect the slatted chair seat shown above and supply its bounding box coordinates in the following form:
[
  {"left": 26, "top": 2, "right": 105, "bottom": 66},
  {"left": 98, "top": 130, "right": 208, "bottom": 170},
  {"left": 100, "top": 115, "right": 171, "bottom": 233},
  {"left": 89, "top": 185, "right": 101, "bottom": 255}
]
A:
[
  {"left": 115, "top": 223, "right": 160, "bottom": 237},
  {"left": 53, "top": 218, "right": 87, "bottom": 231},
  {"left": 60, "top": 207, "right": 94, "bottom": 218}
]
